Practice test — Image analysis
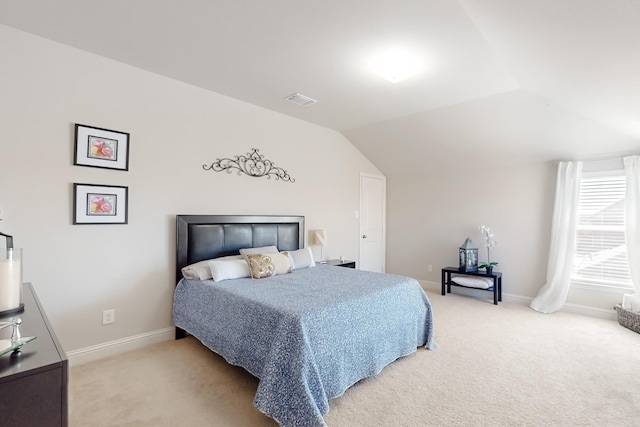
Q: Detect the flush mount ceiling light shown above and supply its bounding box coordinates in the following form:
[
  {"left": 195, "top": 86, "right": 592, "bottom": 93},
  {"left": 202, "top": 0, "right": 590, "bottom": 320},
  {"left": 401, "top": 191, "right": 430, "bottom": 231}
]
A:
[
  {"left": 284, "top": 92, "right": 318, "bottom": 106},
  {"left": 369, "top": 46, "right": 424, "bottom": 83}
]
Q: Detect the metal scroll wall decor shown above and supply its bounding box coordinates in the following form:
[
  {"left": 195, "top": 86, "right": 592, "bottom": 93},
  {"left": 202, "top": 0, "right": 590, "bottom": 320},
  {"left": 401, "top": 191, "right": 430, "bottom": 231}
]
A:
[{"left": 203, "top": 148, "right": 295, "bottom": 183}]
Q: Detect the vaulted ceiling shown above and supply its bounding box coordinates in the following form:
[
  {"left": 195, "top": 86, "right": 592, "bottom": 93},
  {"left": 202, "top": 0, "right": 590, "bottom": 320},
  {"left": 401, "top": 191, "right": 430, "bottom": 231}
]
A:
[{"left": 1, "top": 0, "right": 638, "bottom": 173}]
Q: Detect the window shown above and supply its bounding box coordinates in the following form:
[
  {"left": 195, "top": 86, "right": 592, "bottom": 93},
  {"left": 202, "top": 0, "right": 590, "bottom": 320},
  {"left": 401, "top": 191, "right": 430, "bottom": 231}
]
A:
[{"left": 571, "top": 171, "right": 632, "bottom": 289}]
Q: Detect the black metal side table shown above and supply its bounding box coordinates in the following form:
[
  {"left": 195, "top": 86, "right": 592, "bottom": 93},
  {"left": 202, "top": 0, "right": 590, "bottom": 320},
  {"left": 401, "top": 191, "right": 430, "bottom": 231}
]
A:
[{"left": 441, "top": 267, "right": 502, "bottom": 305}]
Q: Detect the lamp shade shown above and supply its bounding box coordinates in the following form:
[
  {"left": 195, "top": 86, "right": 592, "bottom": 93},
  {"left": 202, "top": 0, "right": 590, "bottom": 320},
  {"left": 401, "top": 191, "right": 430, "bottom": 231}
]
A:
[{"left": 313, "top": 229, "right": 327, "bottom": 246}]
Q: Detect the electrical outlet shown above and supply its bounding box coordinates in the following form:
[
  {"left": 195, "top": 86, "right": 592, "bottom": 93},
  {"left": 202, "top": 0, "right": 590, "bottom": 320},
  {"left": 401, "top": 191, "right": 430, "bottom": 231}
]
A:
[
  {"left": 428, "top": 264, "right": 433, "bottom": 272},
  {"left": 102, "top": 309, "right": 115, "bottom": 325}
]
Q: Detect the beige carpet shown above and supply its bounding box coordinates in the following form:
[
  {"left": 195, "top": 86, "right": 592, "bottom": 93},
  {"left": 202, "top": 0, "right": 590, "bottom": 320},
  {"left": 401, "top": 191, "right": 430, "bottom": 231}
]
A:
[{"left": 69, "top": 291, "right": 640, "bottom": 426}]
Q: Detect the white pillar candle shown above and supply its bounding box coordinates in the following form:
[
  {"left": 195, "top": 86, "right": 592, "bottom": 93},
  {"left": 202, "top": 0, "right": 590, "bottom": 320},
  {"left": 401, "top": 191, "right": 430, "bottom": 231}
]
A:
[{"left": 0, "top": 250, "right": 22, "bottom": 312}]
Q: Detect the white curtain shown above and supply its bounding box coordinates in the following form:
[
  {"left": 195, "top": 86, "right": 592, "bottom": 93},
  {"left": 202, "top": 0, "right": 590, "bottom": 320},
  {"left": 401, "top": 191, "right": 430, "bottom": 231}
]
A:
[
  {"left": 530, "top": 161, "right": 583, "bottom": 313},
  {"left": 623, "top": 156, "right": 640, "bottom": 307}
]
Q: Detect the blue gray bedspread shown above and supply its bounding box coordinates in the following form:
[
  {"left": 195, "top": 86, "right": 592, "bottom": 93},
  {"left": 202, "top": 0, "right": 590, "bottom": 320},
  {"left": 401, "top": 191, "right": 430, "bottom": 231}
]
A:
[{"left": 173, "top": 264, "right": 435, "bottom": 426}]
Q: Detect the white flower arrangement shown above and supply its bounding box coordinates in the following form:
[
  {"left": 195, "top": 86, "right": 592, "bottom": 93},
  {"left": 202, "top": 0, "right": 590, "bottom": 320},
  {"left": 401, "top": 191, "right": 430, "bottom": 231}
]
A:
[{"left": 478, "top": 225, "right": 498, "bottom": 269}]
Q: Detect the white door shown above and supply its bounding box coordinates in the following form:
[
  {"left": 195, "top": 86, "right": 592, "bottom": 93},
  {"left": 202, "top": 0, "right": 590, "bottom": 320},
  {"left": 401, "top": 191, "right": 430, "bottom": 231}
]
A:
[{"left": 359, "top": 174, "right": 386, "bottom": 272}]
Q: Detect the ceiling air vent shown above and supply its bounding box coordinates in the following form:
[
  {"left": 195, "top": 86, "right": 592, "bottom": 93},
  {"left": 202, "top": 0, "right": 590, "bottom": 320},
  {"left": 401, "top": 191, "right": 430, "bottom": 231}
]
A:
[{"left": 284, "top": 92, "right": 317, "bottom": 106}]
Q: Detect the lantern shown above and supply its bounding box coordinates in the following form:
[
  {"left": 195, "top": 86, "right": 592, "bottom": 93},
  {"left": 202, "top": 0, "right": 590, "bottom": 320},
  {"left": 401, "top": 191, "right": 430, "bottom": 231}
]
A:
[{"left": 458, "top": 237, "right": 478, "bottom": 272}]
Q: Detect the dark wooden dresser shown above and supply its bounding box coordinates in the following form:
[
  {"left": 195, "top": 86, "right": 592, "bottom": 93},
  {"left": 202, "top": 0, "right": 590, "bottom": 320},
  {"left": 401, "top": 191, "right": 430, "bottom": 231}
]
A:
[{"left": 0, "top": 283, "right": 68, "bottom": 426}]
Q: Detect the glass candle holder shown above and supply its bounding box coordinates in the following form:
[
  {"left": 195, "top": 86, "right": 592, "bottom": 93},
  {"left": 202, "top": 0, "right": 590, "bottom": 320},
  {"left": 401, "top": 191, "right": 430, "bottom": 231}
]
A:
[{"left": 0, "top": 248, "right": 23, "bottom": 315}]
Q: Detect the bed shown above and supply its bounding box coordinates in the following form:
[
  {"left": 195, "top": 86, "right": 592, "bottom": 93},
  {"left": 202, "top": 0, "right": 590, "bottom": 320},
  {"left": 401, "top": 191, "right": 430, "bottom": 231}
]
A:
[{"left": 172, "top": 215, "right": 436, "bottom": 426}]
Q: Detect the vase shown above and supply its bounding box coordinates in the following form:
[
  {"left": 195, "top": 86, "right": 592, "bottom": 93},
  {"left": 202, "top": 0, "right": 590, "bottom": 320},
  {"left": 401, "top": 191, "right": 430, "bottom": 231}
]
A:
[{"left": 486, "top": 266, "right": 493, "bottom": 275}]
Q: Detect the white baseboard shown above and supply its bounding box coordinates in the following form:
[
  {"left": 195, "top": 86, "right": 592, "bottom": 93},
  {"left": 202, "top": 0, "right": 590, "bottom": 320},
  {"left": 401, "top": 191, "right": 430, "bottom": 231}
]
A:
[
  {"left": 67, "top": 327, "right": 175, "bottom": 366},
  {"left": 419, "top": 280, "right": 441, "bottom": 293},
  {"left": 560, "top": 302, "right": 617, "bottom": 320},
  {"left": 66, "top": 283, "right": 618, "bottom": 367},
  {"left": 417, "top": 279, "right": 616, "bottom": 320}
]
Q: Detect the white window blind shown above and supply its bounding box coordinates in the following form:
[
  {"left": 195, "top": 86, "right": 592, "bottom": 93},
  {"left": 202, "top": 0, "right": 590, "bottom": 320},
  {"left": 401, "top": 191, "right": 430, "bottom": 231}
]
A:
[{"left": 572, "top": 173, "right": 632, "bottom": 288}]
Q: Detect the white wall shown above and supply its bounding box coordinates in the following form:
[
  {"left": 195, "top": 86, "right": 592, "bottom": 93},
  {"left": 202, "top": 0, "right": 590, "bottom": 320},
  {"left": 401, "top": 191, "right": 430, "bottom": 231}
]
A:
[
  {"left": 0, "top": 25, "right": 381, "bottom": 352},
  {"left": 385, "top": 161, "right": 629, "bottom": 318},
  {"left": 345, "top": 85, "right": 638, "bottom": 317},
  {"left": 386, "top": 162, "right": 555, "bottom": 301}
]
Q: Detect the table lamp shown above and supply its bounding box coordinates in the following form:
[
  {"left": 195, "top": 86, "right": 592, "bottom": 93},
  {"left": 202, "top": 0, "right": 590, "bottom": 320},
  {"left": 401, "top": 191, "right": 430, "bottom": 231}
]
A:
[{"left": 313, "top": 229, "right": 327, "bottom": 263}]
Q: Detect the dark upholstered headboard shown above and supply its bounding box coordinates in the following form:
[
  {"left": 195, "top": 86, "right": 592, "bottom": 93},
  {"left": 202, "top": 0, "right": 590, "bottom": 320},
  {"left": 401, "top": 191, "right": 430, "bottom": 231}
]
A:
[{"left": 175, "top": 215, "right": 305, "bottom": 283}]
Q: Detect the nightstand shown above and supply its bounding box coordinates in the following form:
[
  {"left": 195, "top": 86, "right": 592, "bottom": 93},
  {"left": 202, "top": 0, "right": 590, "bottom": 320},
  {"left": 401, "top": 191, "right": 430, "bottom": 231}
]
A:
[{"left": 324, "top": 259, "right": 356, "bottom": 268}]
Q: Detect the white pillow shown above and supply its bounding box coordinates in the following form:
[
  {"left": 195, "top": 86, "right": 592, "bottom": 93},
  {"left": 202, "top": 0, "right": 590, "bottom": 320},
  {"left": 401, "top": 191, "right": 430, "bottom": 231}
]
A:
[
  {"left": 239, "top": 246, "right": 278, "bottom": 263},
  {"left": 283, "top": 248, "right": 316, "bottom": 270},
  {"left": 208, "top": 259, "right": 251, "bottom": 282},
  {"left": 451, "top": 276, "right": 493, "bottom": 289},
  {"left": 181, "top": 255, "right": 243, "bottom": 280}
]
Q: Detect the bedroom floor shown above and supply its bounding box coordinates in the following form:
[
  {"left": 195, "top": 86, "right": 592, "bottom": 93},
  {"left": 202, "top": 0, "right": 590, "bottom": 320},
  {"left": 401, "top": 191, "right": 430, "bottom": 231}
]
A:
[{"left": 69, "top": 291, "right": 640, "bottom": 426}]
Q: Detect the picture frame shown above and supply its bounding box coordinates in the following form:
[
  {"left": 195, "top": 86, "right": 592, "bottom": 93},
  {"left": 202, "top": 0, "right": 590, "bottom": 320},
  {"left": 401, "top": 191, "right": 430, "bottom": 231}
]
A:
[
  {"left": 74, "top": 124, "right": 130, "bottom": 171},
  {"left": 73, "top": 183, "right": 128, "bottom": 225}
]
